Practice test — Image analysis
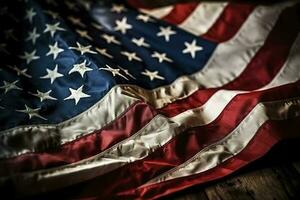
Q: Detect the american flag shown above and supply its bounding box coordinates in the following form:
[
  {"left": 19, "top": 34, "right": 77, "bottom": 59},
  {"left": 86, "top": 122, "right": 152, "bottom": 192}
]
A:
[{"left": 0, "top": 0, "right": 300, "bottom": 199}]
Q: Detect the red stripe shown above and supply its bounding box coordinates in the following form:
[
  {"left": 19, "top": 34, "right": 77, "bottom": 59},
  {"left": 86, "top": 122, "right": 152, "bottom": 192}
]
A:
[
  {"left": 202, "top": 3, "right": 256, "bottom": 43},
  {"left": 223, "top": 6, "right": 300, "bottom": 91},
  {"left": 53, "top": 82, "right": 300, "bottom": 200},
  {"left": 2, "top": 3, "right": 295, "bottom": 199},
  {"left": 54, "top": 5, "right": 300, "bottom": 199},
  {"left": 118, "top": 83, "right": 300, "bottom": 193},
  {"left": 161, "top": 4, "right": 300, "bottom": 117},
  {"left": 131, "top": 116, "right": 300, "bottom": 200},
  {"left": 162, "top": 2, "right": 199, "bottom": 25},
  {"left": 122, "top": 83, "right": 300, "bottom": 199},
  {"left": 3, "top": 1, "right": 299, "bottom": 177},
  {"left": 0, "top": 102, "right": 157, "bottom": 174},
  {"left": 127, "top": 2, "right": 254, "bottom": 42}
]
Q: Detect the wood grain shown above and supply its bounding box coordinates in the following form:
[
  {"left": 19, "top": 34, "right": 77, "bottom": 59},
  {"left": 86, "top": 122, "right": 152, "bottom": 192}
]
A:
[{"left": 164, "top": 140, "right": 300, "bottom": 200}]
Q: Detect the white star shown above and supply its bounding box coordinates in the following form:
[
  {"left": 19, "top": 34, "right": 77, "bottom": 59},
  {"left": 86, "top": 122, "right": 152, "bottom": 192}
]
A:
[
  {"left": 101, "top": 34, "right": 120, "bottom": 45},
  {"left": 114, "top": 17, "right": 132, "bottom": 34},
  {"left": 46, "top": 41, "right": 64, "bottom": 59},
  {"left": 69, "top": 42, "right": 96, "bottom": 55},
  {"left": 44, "top": 10, "right": 59, "bottom": 19},
  {"left": 99, "top": 64, "right": 128, "bottom": 80},
  {"left": 68, "top": 16, "right": 85, "bottom": 27},
  {"left": 16, "top": 105, "right": 46, "bottom": 120},
  {"left": 0, "top": 80, "right": 22, "bottom": 93},
  {"left": 69, "top": 60, "right": 93, "bottom": 77},
  {"left": 0, "top": 43, "right": 9, "bottom": 54},
  {"left": 20, "top": 50, "right": 40, "bottom": 64},
  {"left": 6, "top": 65, "right": 31, "bottom": 78},
  {"left": 141, "top": 69, "right": 165, "bottom": 81},
  {"left": 121, "top": 51, "right": 142, "bottom": 62},
  {"left": 111, "top": 4, "right": 127, "bottom": 13},
  {"left": 9, "top": 13, "right": 19, "bottom": 23},
  {"left": 41, "top": 65, "right": 63, "bottom": 84},
  {"left": 76, "top": 29, "right": 92, "bottom": 40},
  {"left": 132, "top": 37, "right": 150, "bottom": 47},
  {"left": 157, "top": 26, "right": 176, "bottom": 42},
  {"left": 30, "top": 90, "right": 57, "bottom": 102},
  {"left": 26, "top": 28, "right": 40, "bottom": 45},
  {"left": 4, "top": 29, "right": 17, "bottom": 41},
  {"left": 64, "top": 86, "right": 90, "bottom": 105},
  {"left": 79, "top": 1, "right": 91, "bottom": 10},
  {"left": 0, "top": 7, "right": 8, "bottom": 16},
  {"left": 118, "top": 66, "right": 136, "bottom": 80},
  {"left": 151, "top": 51, "right": 173, "bottom": 63},
  {"left": 96, "top": 48, "right": 113, "bottom": 59},
  {"left": 136, "top": 14, "right": 153, "bottom": 23},
  {"left": 91, "top": 22, "right": 102, "bottom": 30},
  {"left": 65, "top": 1, "right": 77, "bottom": 10},
  {"left": 44, "top": 22, "right": 66, "bottom": 37},
  {"left": 182, "top": 39, "right": 203, "bottom": 58},
  {"left": 25, "top": 8, "right": 36, "bottom": 23},
  {"left": 46, "top": 0, "right": 58, "bottom": 6}
]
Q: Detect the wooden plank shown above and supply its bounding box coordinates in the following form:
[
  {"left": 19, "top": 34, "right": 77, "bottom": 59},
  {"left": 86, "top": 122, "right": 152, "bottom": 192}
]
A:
[
  {"left": 167, "top": 140, "right": 300, "bottom": 200},
  {"left": 204, "top": 164, "right": 300, "bottom": 200},
  {"left": 169, "top": 162, "right": 300, "bottom": 200}
]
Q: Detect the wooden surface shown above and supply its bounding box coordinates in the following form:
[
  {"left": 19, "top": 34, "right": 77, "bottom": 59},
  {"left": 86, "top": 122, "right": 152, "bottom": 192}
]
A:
[{"left": 164, "top": 140, "right": 300, "bottom": 200}]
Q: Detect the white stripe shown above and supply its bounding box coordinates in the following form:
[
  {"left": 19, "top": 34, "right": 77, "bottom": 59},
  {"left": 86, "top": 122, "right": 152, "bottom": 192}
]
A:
[
  {"left": 0, "top": 114, "right": 181, "bottom": 194},
  {"left": 146, "top": 98, "right": 300, "bottom": 185},
  {"left": 179, "top": 3, "right": 228, "bottom": 36},
  {"left": 123, "top": 3, "right": 290, "bottom": 106},
  {"left": 170, "top": 33, "right": 300, "bottom": 129},
  {"left": 0, "top": 87, "right": 139, "bottom": 158},
  {"left": 3, "top": 97, "right": 300, "bottom": 195},
  {"left": 3, "top": 33, "right": 300, "bottom": 185},
  {"left": 193, "top": 3, "right": 288, "bottom": 88},
  {"left": 260, "top": 37, "right": 300, "bottom": 89},
  {"left": 0, "top": 3, "right": 292, "bottom": 159},
  {"left": 140, "top": 6, "right": 174, "bottom": 19},
  {"left": 78, "top": 36, "right": 300, "bottom": 183}
]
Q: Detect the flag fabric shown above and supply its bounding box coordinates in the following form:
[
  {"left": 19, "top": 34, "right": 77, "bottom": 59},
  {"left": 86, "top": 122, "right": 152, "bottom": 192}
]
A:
[{"left": 0, "top": 0, "right": 300, "bottom": 199}]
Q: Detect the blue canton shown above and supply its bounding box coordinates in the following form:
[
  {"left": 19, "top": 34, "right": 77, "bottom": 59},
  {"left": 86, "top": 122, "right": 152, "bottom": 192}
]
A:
[{"left": 0, "top": 0, "right": 217, "bottom": 131}]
